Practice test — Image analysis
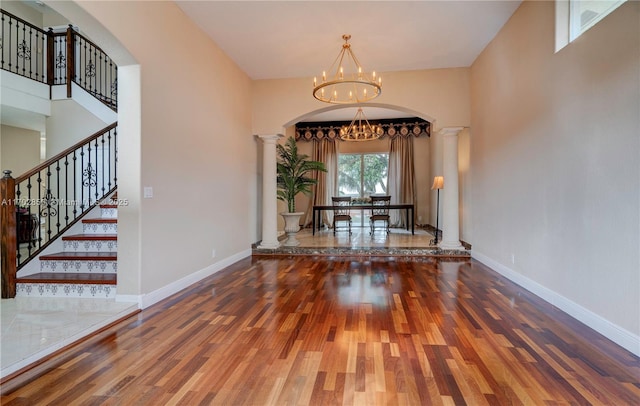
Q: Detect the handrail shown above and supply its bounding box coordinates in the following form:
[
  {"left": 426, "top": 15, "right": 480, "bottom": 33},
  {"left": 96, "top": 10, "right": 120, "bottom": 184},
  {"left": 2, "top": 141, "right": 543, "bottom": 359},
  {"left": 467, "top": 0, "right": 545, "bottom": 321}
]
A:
[
  {"left": 0, "top": 9, "right": 44, "bottom": 33},
  {"left": 11, "top": 122, "right": 118, "bottom": 271},
  {"left": 16, "top": 122, "right": 118, "bottom": 183},
  {"left": 71, "top": 29, "right": 118, "bottom": 110}
]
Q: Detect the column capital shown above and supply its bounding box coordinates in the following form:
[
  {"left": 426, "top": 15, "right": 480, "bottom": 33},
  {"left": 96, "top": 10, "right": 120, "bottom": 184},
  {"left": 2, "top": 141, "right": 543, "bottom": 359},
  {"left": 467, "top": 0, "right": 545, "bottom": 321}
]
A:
[
  {"left": 438, "top": 127, "right": 464, "bottom": 137},
  {"left": 257, "top": 134, "right": 283, "bottom": 144}
]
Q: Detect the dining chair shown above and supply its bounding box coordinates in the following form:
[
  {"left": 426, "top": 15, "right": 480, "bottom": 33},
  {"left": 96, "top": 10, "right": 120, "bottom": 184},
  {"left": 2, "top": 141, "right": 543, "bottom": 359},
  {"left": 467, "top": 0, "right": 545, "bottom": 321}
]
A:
[
  {"left": 370, "top": 195, "right": 391, "bottom": 235},
  {"left": 331, "top": 196, "right": 352, "bottom": 235}
]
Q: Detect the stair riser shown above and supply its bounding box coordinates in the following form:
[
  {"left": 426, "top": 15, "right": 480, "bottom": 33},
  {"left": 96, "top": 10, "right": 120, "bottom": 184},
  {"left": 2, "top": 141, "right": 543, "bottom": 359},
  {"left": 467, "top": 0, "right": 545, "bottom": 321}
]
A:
[
  {"left": 16, "top": 283, "right": 116, "bottom": 298},
  {"left": 101, "top": 207, "right": 117, "bottom": 218},
  {"left": 83, "top": 222, "right": 118, "bottom": 234},
  {"left": 63, "top": 240, "right": 117, "bottom": 253},
  {"left": 40, "top": 260, "right": 117, "bottom": 274}
]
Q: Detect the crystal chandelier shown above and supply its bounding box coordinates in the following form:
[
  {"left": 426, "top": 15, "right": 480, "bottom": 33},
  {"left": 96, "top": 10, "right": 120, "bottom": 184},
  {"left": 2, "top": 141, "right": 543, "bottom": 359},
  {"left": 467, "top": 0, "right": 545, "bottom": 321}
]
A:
[
  {"left": 340, "top": 108, "right": 383, "bottom": 142},
  {"left": 313, "top": 34, "right": 381, "bottom": 104}
]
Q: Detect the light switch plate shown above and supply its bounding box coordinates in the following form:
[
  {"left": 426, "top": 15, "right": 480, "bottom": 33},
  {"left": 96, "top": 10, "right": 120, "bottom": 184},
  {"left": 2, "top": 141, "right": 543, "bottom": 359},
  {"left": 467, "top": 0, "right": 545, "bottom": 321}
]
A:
[{"left": 143, "top": 186, "right": 153, "bottom": 198}]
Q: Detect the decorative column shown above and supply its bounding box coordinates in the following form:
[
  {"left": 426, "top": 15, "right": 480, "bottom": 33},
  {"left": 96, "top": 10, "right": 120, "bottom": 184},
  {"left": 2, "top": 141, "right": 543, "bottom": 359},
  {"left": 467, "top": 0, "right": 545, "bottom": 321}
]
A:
[
  {"left": 439, "top": 127, "right": 464, "bottom": 250},
  {"left": 257, "top": 134, "right": 283, "bottom": 249}
]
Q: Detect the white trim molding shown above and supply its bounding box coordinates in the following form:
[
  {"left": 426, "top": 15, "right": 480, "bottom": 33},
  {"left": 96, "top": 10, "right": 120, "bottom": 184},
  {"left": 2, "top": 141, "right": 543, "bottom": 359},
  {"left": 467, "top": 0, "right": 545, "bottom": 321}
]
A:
[
  {"left": 472, "top": 250, "right": 640, "bottom": 357},
  {"left": 138, "top": 249, "right": 252, "bottom": 309}
]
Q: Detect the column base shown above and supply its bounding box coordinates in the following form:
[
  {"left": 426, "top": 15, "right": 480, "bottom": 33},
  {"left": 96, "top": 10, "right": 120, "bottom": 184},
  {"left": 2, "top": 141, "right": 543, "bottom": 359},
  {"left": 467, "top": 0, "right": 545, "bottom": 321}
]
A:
[
  {"left": 257, "top": 240, "right": 280, "bottom": 249},
  {"left": 438, "top": 240, "right": 465, "bottom": 250}
]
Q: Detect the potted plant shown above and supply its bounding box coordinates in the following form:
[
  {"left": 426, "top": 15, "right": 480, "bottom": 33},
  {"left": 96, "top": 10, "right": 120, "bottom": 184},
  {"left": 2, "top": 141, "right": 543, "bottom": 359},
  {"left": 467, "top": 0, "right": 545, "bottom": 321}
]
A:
[{"left": 276, "top": 136, "right": 327, "bottom": 246}]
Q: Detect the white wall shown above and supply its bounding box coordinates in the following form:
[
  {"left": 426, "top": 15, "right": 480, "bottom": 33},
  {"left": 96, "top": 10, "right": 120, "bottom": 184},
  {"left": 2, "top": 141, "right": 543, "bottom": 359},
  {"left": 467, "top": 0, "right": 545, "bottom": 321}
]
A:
[{"left": 470, "top": 1, "right": 639, "bottom": 353}]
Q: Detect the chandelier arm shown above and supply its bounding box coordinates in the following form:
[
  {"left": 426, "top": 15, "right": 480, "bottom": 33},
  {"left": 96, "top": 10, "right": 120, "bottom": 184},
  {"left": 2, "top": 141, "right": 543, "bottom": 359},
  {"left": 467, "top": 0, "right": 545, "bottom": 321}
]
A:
[
  {"left": 337, "top": 49, "right": 347, "bottom": 79},
  {"left": 346, "top": 48, "right": 363, "bottom": 74}
]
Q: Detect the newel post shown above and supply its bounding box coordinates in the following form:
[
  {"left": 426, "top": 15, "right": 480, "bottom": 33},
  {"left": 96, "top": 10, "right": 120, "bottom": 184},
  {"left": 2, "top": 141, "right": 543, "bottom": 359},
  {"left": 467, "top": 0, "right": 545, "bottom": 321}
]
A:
[
  {"left": 66, "top": 24, "right": 75, "bottom": 99},
  {"left": 1, "top": 170, "right": 17, "bottom": 298},
  {"left": 46, "top": 28, "right": 54, "bottom": 87}
]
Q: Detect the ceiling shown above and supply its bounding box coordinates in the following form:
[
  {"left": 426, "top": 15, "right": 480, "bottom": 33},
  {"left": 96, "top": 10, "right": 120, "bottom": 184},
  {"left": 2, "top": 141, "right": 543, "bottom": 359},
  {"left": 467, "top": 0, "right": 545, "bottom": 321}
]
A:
[
  {"left": 5, "top": 1, "right": 522, "bottom": 127},
  {"left": 176, "top": 1, "right": 521, "bottom": 122}
]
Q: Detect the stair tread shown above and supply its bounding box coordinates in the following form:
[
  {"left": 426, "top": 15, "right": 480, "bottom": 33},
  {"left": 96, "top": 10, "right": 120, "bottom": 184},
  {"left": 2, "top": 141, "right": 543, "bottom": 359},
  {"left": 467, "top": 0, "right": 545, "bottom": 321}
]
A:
[
  {"left": 83, "top": 218, "right": 117, "bottom": 223},
  {"left": 100, "top": 204, "right": 118, "bottom": 208},
  {"left": 40, "top": 252, "right": 117, "bottom": 260},
  {"left": 17, "top": 272, "right": 116, "bottom": 284},
  {"left": 62, "top": 234, "right": 117, "bottom": 241}
]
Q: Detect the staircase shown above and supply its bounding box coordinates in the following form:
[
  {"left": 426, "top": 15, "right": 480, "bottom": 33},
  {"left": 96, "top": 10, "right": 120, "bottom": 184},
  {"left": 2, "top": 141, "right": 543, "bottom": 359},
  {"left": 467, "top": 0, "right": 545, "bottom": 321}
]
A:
[{"left": 15, "top": 193, "right": 118, "bottom": 298}]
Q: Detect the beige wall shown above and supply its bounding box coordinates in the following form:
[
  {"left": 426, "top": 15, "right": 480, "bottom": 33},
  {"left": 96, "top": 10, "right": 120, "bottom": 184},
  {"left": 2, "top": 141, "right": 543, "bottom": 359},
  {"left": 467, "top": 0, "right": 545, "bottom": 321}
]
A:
[
  {"left": 253, "top": 68, "right": 471, "bottom": 231},
  {"left": 54, "top": 1, "right": 254, "bottom": 297},
  {"left": 0, "top": 124, "right": 40, "bottom": 176},
  {"left": 39, "top": 0, "right": 636, "bottom": 352},
  {"left": 470, "top": 0, "right": 639, "bottom": 342}
]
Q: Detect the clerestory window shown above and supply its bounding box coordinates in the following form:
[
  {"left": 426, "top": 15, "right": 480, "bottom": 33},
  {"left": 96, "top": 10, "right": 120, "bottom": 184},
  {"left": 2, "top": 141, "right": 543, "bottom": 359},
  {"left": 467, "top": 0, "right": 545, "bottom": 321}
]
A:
[{"left": 556, "top": 0, "right": 626, "bottom": 52}]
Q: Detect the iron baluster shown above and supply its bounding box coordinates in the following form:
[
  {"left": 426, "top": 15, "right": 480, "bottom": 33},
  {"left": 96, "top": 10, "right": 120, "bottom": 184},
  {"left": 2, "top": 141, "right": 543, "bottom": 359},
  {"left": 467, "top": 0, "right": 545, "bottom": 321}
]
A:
[
  {"left": 8, "top": 17, "right": 12, "bottom": 71},
  {"left": 82, "top": 37, "right": 87, "bottom": 89},
  {"left": 45, "top": 166, "right": 52, "bottom": 240},
  {"left": 113, "top": 127, "right": 118, "bottom": 185},
  {"left": 72, "top": 150, "right": 77, "bottom": 218},
  {"left": 28, "top": 25, "right": 32, "bottom": 78},
  {"left": 64, "top": 155, "right": 69, "bottom": 224},
  {"left": 15, "top": 183, "right": 22, "bottom": 265},
  {"left": 56, "top": 161, "right": 61, "bottom": 232},
  {"left": 101, "top": 134, "right": 105, "bottom": 197},
  {"left": 94, "top": 137, "right": 99, "bottom": 202},
  {"left": 107, "top": 131, "right": 112, "bottom": 191},
  {"left": 1, "top": 13, "right": 5, "bottom": 70},
  {"left": 80, "top": 146, "right": 84, "bottom": 211}
]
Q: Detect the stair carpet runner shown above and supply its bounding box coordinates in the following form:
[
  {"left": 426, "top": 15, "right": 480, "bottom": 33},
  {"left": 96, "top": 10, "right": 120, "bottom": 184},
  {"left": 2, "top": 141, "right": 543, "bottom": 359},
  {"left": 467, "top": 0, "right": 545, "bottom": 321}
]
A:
[{"left": 15, "top": 194, "right": 118, "bottom": 298}]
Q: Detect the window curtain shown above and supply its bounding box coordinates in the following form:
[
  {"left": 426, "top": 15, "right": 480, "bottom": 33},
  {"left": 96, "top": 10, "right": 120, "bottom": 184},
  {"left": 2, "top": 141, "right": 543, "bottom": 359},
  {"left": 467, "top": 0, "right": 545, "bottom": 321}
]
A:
[
  {"left": 304, "top": 138, "right": 338, "bottom": 228},
  {"left": 387, "top": 136, "right": 416, "bottom": 227}
]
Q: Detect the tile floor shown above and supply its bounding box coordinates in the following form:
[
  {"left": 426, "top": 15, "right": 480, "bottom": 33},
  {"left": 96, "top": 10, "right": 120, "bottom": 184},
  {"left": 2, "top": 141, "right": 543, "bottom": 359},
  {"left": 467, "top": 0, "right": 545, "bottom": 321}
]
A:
[
  {"left": 293, "top": 225, "right": 436, "bottom": 248},
  {"left": 1, "top": 226, "right": 439, "bottom": 381},
  {"left": 1, "top": 297, "right": 137, "bottom": 379}
]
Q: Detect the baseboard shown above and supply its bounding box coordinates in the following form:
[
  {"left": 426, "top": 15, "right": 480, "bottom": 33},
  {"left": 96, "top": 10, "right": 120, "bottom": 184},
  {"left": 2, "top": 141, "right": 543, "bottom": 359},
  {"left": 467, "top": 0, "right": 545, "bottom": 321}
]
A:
[
  {"left": 115, "top": 294, "right": 143, "bottom": 307},
  {"left": 139, "top": 249, "right": 252, "bottom": 309},
  {"left": 471, "top": 250, "right": 640, "bottom": 357}
]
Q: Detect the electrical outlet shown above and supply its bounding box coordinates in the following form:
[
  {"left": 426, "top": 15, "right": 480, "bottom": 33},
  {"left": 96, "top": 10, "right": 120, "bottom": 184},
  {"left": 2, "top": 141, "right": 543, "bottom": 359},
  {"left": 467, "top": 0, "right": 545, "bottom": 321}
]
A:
[{"left": 211, "top": 249, "right": 216, "bottom": 258}]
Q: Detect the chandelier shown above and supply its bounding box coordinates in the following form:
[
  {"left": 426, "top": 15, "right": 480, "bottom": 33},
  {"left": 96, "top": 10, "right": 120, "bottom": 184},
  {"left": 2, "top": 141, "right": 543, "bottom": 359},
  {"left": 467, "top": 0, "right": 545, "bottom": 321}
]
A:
[
  {"left": 340, "top": 108, "right": 383, "bottom": 142},
  {"left": 313, "top": 34, "right": 381, "bottom": 104}
]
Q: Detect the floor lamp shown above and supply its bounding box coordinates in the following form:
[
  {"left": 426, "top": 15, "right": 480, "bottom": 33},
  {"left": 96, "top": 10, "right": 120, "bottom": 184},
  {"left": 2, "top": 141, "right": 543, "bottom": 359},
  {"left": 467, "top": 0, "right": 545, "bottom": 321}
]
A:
[{"left": 430, "top": 176, "right": 444, "bottom": 245}]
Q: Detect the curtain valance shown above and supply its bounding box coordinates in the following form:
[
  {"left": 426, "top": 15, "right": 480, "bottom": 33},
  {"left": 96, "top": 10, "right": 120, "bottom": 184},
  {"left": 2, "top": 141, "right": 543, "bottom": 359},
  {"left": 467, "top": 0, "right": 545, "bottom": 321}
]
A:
[{"left": 295, "top": 117, "right": 430, "bottom": 142}]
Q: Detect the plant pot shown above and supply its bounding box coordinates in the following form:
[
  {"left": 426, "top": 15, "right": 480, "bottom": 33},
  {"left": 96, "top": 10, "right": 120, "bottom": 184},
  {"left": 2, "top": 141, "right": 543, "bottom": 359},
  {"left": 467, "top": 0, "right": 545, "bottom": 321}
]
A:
[{"left": 280, "top": 212, "right": 304, "bottom": 247}]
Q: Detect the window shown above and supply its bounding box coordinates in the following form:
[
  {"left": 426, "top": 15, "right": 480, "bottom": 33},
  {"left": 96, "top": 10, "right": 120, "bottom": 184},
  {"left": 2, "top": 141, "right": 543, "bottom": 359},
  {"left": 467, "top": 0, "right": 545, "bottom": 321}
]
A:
[
  {"left": 570, "top": 0, "right": 625, "bottom": 40},
  {"left": 338, "top": 153, "right": 388, "bottom": 198},
  {"left": 556, "top": 0, "right": 626, "bottom": 51},
  {"left": 338, "top": 153, "right": 389, "bottom": 227}
]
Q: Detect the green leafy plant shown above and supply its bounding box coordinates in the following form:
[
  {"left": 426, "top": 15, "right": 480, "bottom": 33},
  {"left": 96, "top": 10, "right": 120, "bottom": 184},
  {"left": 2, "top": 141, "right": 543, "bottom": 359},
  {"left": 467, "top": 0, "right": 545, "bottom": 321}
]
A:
[{"left": 276, "top": 137, "right": 327, "bottom": 213}]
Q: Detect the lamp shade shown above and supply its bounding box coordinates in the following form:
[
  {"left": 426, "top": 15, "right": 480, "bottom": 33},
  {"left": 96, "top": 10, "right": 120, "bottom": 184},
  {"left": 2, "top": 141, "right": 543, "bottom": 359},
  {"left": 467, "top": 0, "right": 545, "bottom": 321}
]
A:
[{"left": 431, "top": 176, "right": 444, "bottom": 190}]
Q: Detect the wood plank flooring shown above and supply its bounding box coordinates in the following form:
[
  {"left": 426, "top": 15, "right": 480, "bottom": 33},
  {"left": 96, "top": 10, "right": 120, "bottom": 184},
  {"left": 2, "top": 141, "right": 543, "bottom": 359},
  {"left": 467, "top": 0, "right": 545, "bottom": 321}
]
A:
[{"left": 2, "top": 256, "right": 638, "bottom": 405}]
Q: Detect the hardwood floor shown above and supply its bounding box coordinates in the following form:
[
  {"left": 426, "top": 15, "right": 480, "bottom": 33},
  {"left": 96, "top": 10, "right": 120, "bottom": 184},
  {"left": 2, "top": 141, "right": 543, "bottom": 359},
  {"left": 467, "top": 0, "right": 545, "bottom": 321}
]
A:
[{"left": 2, "top": 256, "right": 638, "bottom": 405}]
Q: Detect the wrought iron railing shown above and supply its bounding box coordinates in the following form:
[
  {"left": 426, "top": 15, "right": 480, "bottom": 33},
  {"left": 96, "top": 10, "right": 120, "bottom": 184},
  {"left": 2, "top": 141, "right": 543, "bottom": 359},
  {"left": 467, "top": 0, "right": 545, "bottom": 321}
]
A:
[
  {"left": 0, "top": 9, "right": 47, "bottom": 83},
  {"left": 8, "top": 123, "right": 118, "bottom": 270},
  {"left": 73, "top": 31, "right": 117, "bottom": 109},
  {"left": 0, "top": 9, "right": 117, "bottom": 110}
]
